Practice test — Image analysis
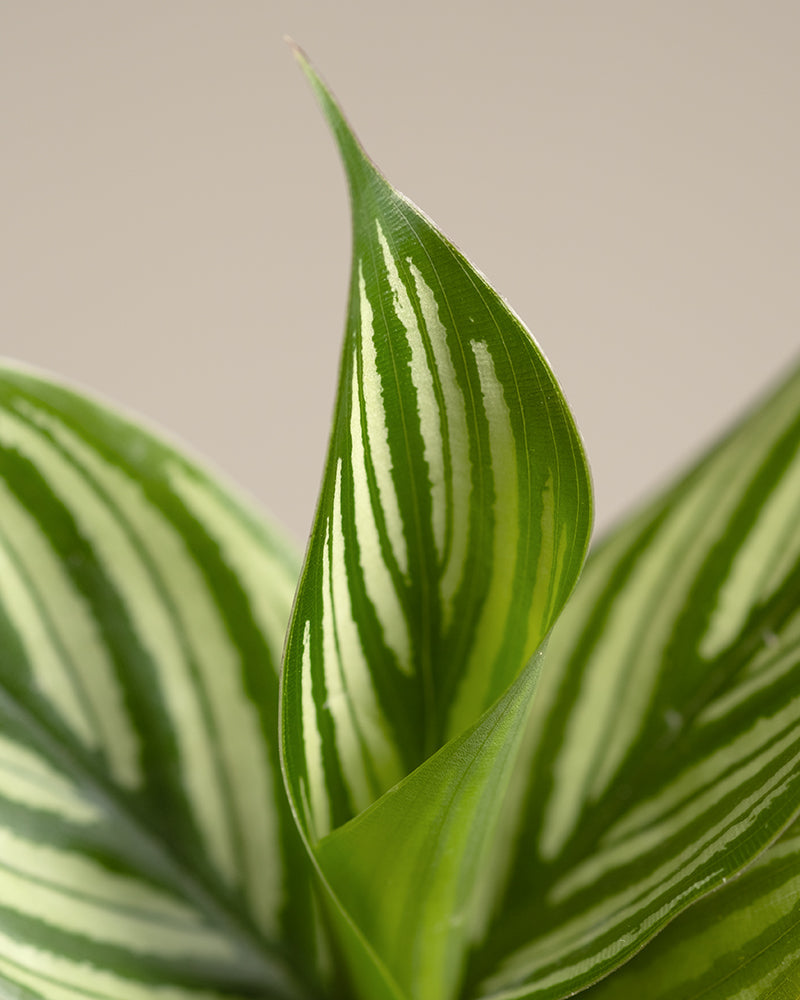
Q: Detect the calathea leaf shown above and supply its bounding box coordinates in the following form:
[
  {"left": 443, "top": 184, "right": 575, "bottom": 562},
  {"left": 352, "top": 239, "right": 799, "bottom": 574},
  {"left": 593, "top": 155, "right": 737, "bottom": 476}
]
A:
[
  {"left": 467, "top": 362, "right": 800, "bottom": 999},
  {"left": 581, "top": 817, "right": 800, "bottom": 1000},
  {"left": 279, "top": 49, "right": 592, "bottom": 1000},
  {"left": 0, "top": 365, "right": 317, "bottom": 1000}
]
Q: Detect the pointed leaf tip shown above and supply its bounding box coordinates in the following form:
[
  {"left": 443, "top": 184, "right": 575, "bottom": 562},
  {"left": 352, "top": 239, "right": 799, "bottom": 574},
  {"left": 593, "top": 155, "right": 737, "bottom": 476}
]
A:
[
  {"left": 291, "top": 45, "right": 372, "bottom": 186},
  {"left": 282, "top": 52, "right": 592, "bottom": 1000}
]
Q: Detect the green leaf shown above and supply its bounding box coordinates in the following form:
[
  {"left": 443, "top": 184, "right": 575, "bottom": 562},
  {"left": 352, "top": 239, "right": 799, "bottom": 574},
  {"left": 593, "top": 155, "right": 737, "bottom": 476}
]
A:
[
  {"left": 0, "top": 365, "right": 318, "bottom": 1000},
  {"left": 468, "top": 363, "right": 800, "bottom": 999},
  {"left": 279, "top": 51, "right": 592, "bottom": 1000},
  {"left": 580, "top": 818, "right": 800, "bottom": 999}
]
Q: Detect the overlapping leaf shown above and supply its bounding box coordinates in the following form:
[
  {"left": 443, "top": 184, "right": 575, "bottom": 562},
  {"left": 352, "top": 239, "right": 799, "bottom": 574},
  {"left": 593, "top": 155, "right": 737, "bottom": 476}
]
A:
[
  {"left": 467, "top": 362, "right": 800, "bottom": 999},
  {"left": 279, "top": 51, "right": 592, "bottom": 1000},
  {"left": 0, "top": 366, "right": 317, "bottom": 1000}
]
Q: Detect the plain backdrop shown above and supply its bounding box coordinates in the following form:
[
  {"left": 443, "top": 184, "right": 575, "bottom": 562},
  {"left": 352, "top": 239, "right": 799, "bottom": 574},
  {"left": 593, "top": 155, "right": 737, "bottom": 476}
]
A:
[{"left": 3, "top": 2, "right": 798, "bottom": 545}]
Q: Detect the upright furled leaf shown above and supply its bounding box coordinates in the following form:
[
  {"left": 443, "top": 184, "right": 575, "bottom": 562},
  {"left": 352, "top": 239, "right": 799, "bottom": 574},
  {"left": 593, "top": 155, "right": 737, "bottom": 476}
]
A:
[
  {"left": 468, "top": 362, "right": 800, "bottom": 999},
  {"left": 0, "top": 365, "right": 317, "bottom": 1000},
  {"left": 279, "top": 51, "right": 592, "bottom": 1000}
]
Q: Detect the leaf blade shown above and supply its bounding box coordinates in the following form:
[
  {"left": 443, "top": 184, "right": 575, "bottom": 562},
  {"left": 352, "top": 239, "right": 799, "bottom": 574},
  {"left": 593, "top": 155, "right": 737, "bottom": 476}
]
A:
[
  {"left": 0, "top": 365, "right": 316, "bottom": 1000},
  {"left": 281, "top": 45, "right": 592, "bottom": 836},
  {"left": 280, "top": 53, "right": 592, "bottom": 1000},
  {"left": 580, "top": 819, "right": 800, "bottom": 1000},
  {"left": 470, "top": 362, "right": 800, "bottom": 999}
]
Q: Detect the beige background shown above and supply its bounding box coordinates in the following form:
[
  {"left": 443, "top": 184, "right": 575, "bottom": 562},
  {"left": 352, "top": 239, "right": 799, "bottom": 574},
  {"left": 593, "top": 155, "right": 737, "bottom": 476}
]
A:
[{"left": 3, "top": 2, "right": 798, "bottom": 544}]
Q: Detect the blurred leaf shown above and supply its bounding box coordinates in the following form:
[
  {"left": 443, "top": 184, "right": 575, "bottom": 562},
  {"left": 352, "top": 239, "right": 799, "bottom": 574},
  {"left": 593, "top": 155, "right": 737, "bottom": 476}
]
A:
[
  {"left": 469, "top": 363, "right": 800, "bottom": 999},
  {"left": 0, "top": 365, "right": 317, "bottom": 1000}
]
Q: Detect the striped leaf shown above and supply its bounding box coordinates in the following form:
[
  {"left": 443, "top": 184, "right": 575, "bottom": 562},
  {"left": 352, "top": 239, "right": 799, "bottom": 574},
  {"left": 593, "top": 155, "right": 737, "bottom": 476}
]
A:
[
  {"left": 0, "top": 365, "right": 319, "bottom": 1000},
  {"left": 279, "top": 51, "right": 592, "bottom": 1000},
  {"left": 581, "top": 818, "right": 800, "bottom": 999},
  {"left": 466, "top": 363, "right": 800, "bottom": 999}
]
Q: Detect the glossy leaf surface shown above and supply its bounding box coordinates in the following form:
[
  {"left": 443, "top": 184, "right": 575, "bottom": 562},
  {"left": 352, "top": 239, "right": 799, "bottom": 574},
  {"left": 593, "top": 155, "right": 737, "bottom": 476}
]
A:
[
  {"left": 469, "top": 363, "right": 800, "bottom": 999},
  {"left": 279, "top": 50, "right": 592, "bottom": 1000},
  {"left": 0, "top": 367, "right": 315, "bottom": 1000},
  {"left": 582, "top": 818, "right": 800, "bottom": 1000}
]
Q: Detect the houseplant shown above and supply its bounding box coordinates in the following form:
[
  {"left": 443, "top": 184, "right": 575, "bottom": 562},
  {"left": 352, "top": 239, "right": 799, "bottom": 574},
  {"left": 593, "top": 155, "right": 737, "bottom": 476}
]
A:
[{"left": 0, "top": 49, "right": 798, "bottom": 1000}]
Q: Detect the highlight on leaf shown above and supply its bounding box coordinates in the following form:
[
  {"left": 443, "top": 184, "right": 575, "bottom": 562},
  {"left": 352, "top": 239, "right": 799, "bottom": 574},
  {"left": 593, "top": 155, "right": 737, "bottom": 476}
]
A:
[
  {"left": 278, "top": 48, "right": 592, "bottom": 1000},
  {"left": 280, "top": 45, "right": 592, "bottom": 842}
]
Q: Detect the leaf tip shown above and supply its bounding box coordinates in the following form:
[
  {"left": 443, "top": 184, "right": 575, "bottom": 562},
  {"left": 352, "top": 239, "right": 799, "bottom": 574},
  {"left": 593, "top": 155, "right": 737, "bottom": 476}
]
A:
[{"left": 288, "top": 43, "right": 372, "bottom": 191}]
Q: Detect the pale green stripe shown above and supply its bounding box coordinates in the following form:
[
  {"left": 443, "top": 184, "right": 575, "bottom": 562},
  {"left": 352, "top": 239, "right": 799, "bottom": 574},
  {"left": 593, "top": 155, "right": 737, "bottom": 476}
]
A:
[
  {"left": 0, "top": 736, "right": 100, "bottom": 825},
  {"left": 0, "top": 421, "right": 141, "bottom": 789},
  {"left": 349, "top": 370, "right": 412, "bottom": 674},
  {"left": 167, "top": 466, "right": 296, "bottom": 668},
  {"left": 534, "top": 474, "right": 558, "bottom": 635},
  {"left": 447, "top": 340, "right": 518, "bottom": 737},
  {"left": 0, "top": 501, "right": 93, "bottom": 749},
  {"left": 520, "top": 521, "right": 645, "bottom": 787},
  {"left": 357, "top": 266, "right": 408, "bottom": 576},
  {"left": 601, "top": 689, "right": 800, "bottom": 852},
  {"left": 407, "top": 262, "right": 471, "bottom": 629},
  {"left": 701, "top": 447, "right": 800, "bottom": 658},
  {"left": 488, "top": 740, "right": 798, "bottom": 993},
  {"left": 589, "top": 409, "right": 794, "bottom": 801},
  {"left": 300, "top": 619, "right": 329, "bottom": 842},
  {"left": 539, "top": 427, "right": 758, "bottom": 860},
  {"left": 327, "top": 461, "right": 403, "bottom": 808},
  {"left": 0, "top": 945, "right": 226, "bottom": 1000},
  {"left": 320, "top": 476, "right": 372, "bottom": 813},
  {"left": 376, "top": 224, "right": 446, "bottom": 558},
  {"left": 0, "top": 829, "right": 235, "bottom": 962},
  {"left": 162, "top": 466, "right": 289, "bottom": 935},
  {"left": 480, "top": 874, "right": 715, "bottom": 999},
  {"left": 699, "top": 628, "right": 800, "bottom": 725},
  {"left": 587, "top": 840, "right": 800, "bottom": 1000},
  {"left": 41, "top": 413, "right": 258, "bottom": 877},
  {"left": 6, "top": 406, "right": 233, "bottom": 884}
]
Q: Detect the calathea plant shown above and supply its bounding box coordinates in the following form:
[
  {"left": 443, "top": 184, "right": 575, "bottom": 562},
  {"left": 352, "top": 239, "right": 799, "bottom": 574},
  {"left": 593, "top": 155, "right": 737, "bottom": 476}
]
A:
[{"left": 1, "top": 47, "right": 799, "bottom": 1000}]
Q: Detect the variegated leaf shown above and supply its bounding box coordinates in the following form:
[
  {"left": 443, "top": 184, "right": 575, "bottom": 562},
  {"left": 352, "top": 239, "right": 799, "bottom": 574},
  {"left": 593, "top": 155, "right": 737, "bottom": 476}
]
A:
[
  {"left": 581, "top": 817, "right": 800, "bottom": 1000},
  {"left": 279, "top": 50, "right": 592, "bottom": 1000},
  {"left": 0, "top": 365, "right": 317, "bottom": 1000},
  {"left": 467, "top": 363, "right": 800, "bottom": 999}
]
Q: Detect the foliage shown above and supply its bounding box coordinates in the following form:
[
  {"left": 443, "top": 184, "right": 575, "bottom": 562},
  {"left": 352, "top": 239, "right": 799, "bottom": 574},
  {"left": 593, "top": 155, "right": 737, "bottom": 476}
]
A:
[{"left": 1, "top": 49, "right": 799, "bottom": 1000}]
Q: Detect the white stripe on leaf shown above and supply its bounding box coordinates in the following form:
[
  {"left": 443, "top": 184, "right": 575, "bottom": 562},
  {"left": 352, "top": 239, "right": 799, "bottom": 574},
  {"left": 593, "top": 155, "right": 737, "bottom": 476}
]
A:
[
  {"left": 14, "top": 403, "right": 238, "bottom": 888},
  {"left": 164, "top": 465, "right": 291, "bottom": 936},
  {"left": 349, "top": 369, "right": 412, "bottom": 674},
  {"left": 0, "top": 828, "right": 236, "bottom": 962},
  {"left": 447, "top": 340, "right": 519, "bottom": 737},
  {"left": 357, "top": 266, "right": 408, "bottom": 576},
  {"left": 0, "top": 737, "right": 101, "bottom": 825},
  {"left": 701, "top": 446, "right": 800, "bottom": 659},
  {"left": 376, "top": 223, "right": 447, "bottom": 558},
  {"left": 698, "top": 623, "right": 800, "bottom": 725},
  {"left": 0, "top": 944, "right": 232, "bottom": 1000},
  {"left": 597, "top": 691, "right": 800, "bottom": 856},
  {"left": 0, "top": 419, "right": 141, "bottom": 790},
  {"left": 168, "top": 465, "right": 297, "bottom": 669},
  {"left": 407, "top": 262, "right": 472, "bottom": 628},
  {"left": 326, "top": 462, "right": 403, "bottom": 811},
  {"left": 538, "top": 430, "right": 758, "bottom": 860},
  {"left": 300, "top": 619, "right": 329, "bottom": 842}
]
